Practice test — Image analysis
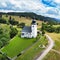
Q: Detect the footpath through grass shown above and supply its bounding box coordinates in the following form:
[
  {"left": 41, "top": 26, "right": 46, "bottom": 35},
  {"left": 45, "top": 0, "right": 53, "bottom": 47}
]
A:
[
  {"left": 43, "top": 32, "right": 60, "bottom": 60},
  {"left": 16, "top": 36, "right": 48, "bottom": 60},
  {"left": 1, "top": 34, "right": 36, "bottom": 58},
  {"left": 43, "top": 51, "right": 60, "bottom": 60},
  {"left": 46, "top": 32, "right": 60, "bottom": 51}
]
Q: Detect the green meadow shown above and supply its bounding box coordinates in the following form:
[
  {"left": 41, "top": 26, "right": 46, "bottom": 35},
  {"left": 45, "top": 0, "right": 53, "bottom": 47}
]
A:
[
  {"left": 16, "top": 36, "right": 48, "bottom": 60},
  {"left": 1, "top": 34, "right": 36, "bottom": 58}
]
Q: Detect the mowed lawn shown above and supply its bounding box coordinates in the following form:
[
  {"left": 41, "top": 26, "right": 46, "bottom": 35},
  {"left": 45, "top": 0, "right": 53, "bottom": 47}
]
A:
[
  {"left": 16, "top": 36, "right": 48, "bottom": 60},
  {"left": 1, "top": 35, "right": 36, "bottom": 58}
]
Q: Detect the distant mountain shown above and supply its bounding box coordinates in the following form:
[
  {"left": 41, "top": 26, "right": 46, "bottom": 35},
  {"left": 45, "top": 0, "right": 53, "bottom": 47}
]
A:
[
  {"left": 0, "top": 12, "right": 60, "bottom": 23},
  {"left": 55, "top": 18, "right": 60, "bottom": 22}
]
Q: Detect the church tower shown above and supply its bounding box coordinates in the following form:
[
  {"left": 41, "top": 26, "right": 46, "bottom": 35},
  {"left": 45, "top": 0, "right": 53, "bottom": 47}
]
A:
[{"left": 31, "top": 19, "right": 37, "bottom": 38}]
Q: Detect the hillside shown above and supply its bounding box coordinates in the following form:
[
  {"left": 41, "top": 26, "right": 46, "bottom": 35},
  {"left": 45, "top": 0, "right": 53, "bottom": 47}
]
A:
[
  {"left": 0, "top": 12, "right": 59, "bottom": 23},
  {"left": 43, "top": 32, "right": 60, "bottom": 60},
  {"left": 0, "top": 13, "right": 60, "bottom": 60}
]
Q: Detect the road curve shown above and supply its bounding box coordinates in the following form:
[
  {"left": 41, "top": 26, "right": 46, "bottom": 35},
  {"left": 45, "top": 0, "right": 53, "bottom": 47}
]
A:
[{"left": 36, "top": 34, "right": 54, "bottom": 60}]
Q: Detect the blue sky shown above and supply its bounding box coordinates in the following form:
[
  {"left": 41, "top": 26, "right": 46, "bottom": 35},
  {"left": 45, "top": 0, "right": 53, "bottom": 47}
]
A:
[{"left": 0, "top": 0, "right": 60, "bottom": 19}]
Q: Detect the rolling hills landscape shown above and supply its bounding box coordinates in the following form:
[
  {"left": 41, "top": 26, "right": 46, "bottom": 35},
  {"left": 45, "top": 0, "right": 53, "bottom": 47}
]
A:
[
  {"left": 0, "top": 12, "right": 60, "bottom": 60},
  {"left": 0, "top": 12, "right": 60, "bottom": 22},
  {"left": 0, "top": 0, "right": 60, "bottom": 60}
]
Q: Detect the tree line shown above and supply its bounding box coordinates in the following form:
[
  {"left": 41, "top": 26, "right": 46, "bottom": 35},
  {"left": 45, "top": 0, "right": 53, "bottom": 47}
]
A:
[
  {"left": 0, "top": 12, "right": 60, "bottom": 24},
  {"left": 0, "top": 25, "right": 18, "bottom": 48},
  {"left": 41, "top": 22, "right": 60, "bottom": 33},
  {"left": 0, "top": 15, "right": 25, "bottom": 28}
]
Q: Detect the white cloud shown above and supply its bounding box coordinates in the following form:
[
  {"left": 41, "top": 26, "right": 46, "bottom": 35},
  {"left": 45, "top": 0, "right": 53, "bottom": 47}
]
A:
[
  {"left": 8, "top": 0, "right": 45, "bottom": 11},
  {"left": 0, "top": 9, "right": 25, "bottom": 13},
  {"left": 0, "top": 0, "right": 60, "bottom": 19},
  {"left": 1, "top": 2, "right": 7, "bottom": 7},
  {"left": 54, "top": 0, "right": 60, "bottom": 3}
]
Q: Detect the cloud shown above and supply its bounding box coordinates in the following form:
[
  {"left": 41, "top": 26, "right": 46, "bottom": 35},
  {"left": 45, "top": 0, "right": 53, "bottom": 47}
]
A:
[
  {"left": 0, "top": 0, "right": 60, "bottom": 19},
  {"left": 54, "top": 0, "right": 60, "bottom": 3},
  {"left": 1, "top": 2, "right": 7, "bottom": 7}
]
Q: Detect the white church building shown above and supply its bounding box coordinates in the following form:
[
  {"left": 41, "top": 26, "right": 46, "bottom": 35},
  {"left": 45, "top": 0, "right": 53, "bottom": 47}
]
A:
[{"left": 21, "top": 19, "right": 37, "bottom": 38}]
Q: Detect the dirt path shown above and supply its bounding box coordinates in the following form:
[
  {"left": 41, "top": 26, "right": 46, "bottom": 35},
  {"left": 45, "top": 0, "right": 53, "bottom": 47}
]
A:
[
  {"left": 36, "top": 34, "right": 54, "bottom": 60},
  {"left": 52, "top": 49, "right": 60, "bottom": 54}
]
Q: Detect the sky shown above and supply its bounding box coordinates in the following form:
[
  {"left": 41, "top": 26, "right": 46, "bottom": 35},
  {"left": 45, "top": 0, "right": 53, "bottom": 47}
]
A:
[{"left": 0, "top": 0, "right": 60, "bottom": 19}]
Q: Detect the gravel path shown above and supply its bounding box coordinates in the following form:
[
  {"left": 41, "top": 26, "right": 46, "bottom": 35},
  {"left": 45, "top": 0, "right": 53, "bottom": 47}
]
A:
[{"left": 36, "top": 34, "right": 54, "bottom": 60}]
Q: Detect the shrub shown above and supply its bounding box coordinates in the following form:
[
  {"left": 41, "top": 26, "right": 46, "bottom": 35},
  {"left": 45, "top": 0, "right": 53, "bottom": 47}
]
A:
[
  {"left": 42, "top": 30, "right": 45, "bottom": 35},
  {"left": 9, "top": 17, "right": 19, "bottom": 25},
  {"left": 17, "top": 23, "right": 25, "bottom": 28},
  {"left": 10, "top": 27, "right": 18, "bottom": 38},
  {"left": 0, "top": 18, "right": 7, "bottom": 24},
  {"left": 55, "top": 26, "right": 60, "bottom": 33},
  {"left": 9, "top": 19, "right": 18, "bottom": 25}
]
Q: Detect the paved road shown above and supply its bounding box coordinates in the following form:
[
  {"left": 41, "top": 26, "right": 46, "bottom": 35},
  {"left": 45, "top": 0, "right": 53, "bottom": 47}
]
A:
[{"left": 36, "top": 34, "right": 54, "bottom": 60}]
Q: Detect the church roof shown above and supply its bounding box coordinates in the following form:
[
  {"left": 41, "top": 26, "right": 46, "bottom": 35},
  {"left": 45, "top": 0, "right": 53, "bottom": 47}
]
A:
[{"left": 22, "top": 26, "right": 32, "bottom": 33}]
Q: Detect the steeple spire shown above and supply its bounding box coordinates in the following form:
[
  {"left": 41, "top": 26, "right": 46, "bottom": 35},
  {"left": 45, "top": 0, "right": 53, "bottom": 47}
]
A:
[{"left": 31, "top": 19, "right": 36, "bottom": 25}]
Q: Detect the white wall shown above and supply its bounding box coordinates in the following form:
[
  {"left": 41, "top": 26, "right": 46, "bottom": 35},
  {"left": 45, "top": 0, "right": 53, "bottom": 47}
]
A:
[
  {"left": 21, "top": 32, "right": 32, "bottom": 38},
  {"left": 31, "top": 24, "right": 37, "bottom": 38}
]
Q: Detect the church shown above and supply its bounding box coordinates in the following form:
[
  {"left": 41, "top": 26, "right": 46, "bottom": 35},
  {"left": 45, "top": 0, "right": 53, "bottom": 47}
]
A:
[{"left": 21, "top": 19, "right": 37, "bottom": 38}]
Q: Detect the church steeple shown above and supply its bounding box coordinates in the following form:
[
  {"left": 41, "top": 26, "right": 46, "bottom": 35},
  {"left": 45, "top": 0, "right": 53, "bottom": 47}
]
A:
[
  {"left": 31, "top": 19, "right": 37, "bottom": 38},
  {"left": 31, "top": 19, "right": 36, "bottom": 25}
]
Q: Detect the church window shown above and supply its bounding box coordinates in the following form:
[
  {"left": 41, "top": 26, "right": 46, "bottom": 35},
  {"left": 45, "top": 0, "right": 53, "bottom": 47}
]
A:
[{"left": 22, "top": 33, "right": 24, "bottom": 35}]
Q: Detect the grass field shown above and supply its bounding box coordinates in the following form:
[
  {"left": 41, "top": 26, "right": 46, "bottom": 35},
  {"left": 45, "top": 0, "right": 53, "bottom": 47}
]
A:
[
  {"left": 46, "top": 32, "right": 60, "bottom": 51},
  {"left": 1, "top": 34, "right": 36, "bottom": 58},
  {"left": 16, "top": 36, "right": 48, "bottom": 60},
  {"left": 43, "top": 32, "right": 60, "bottom": 60},
  {"left": 43, "top": 51, "right": 60, "bottom": 60},
  {"left": 53, "top": 25, "right": 60, "bottom": 27},
  {"left": 0, "top": 24, "right": 10, "bottom": 31}
]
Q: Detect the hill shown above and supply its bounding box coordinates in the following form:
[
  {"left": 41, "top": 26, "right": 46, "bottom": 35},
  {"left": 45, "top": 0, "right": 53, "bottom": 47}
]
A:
[{"left": 0, "top": 12, "right": 59, "bottom": 23}]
